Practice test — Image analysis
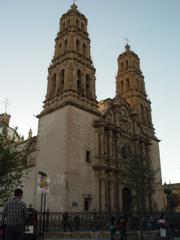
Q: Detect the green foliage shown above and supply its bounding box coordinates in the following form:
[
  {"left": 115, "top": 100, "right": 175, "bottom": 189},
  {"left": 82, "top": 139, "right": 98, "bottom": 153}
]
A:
[
  {"left": 119, "top": 143, "right": 157, "bottom": 212},
  {"left": 0, "top": 125, "right": 29, "bottom": 206}
]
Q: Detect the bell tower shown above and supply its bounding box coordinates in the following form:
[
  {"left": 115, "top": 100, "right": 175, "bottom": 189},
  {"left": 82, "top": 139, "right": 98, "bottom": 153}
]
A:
[
  {"left": 41, "top": 3, "right": 97, "bottom": 116},
  {"left": 116, "top": 44, "right": 153, "bottom": 128},
  {"left": 35, "top": 4, "right": 100, "bottom": 211}
]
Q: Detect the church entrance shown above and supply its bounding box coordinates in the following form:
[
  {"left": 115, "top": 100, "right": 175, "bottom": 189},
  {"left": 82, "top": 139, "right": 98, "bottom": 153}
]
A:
[{"left": 122, "top": 187, "right": 132, "bottom": 211}]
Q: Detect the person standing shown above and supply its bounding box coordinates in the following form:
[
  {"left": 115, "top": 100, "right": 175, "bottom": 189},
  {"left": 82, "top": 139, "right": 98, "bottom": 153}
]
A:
[
  {"left": 62, "top": 212, "right": 71, "bottom": 232},
  {"left": 2, "top": 188, "right": 28, "bottom": 240}
]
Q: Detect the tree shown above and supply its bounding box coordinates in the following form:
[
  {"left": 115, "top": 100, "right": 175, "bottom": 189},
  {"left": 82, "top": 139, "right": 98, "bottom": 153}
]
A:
[
  {"left": 120, "top": 141, "right": 159, "bottom": 240},
  {"left": 0, "top": 125, "right": 29, "bottom": 206},
  {"left": 120, "top": 142, "right": 157, "bottom": 212}
]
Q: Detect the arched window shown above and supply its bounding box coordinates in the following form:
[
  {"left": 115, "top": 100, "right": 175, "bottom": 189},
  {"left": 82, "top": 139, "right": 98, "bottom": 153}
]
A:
[
  {"left": 68, "top": 19, "right": 70, "bottom": 25},
  {"left": 76, "top": 39, "right": 80, "bottom": 53},
  {"left": 136, "top": 78, "right": 139, "bottom": 90},
  {"left": 59, "top": 42, "right": 62, "bottom": 55},
  {"left": 86, "top": 74, "right": 91, "bottom": 97},
  {"left": 126, "top": 78, "right": 130, "bottom": 90},
  {"left": 81, "top": 22, "right": 84, "bottom": 30},
  {"left": 82, "top": 43, "right": 87, "bottom": 57},
  {"left": 122, "top": 187, "right": 131, "bottom": 211},
  {"left": 63, "top": 21, "right": 66, "bottom": 29},
  {"left": 77, "top": 69, "right": 83, "bottom": 94},
  {"left": 121, "top": 62, "right": 124, "bottom": 69},
  {"left": 126, "top": 60, "right": 128, "bottom": 68},
  {"left": 64, "top": 39, "right": 68, "bottom": 52},
  {"left": 59, "top": 69, "right": 64, "bottom": 91},
  {"left": 51, "top": 74, "right": 56, "bottom": 96},
  {"left": 76, "top": 19, "right": 79, "bottom": 27}
]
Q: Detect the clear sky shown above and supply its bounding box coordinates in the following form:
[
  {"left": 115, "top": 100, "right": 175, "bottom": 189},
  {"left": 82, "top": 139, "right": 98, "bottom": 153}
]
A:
[{"left": 0, "top": 0, "right": 180, "bottom": 183}]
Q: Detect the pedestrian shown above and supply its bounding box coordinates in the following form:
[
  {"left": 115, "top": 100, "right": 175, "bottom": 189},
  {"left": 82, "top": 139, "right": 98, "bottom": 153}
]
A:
[
  {"left": 116, "top": 215, "right": 127, "bottom": 240},
  {"left": 2, "top": 188, "right": 28, "bottom": 240},
  {"left": 109, "top": 216, "right": 116, "bottom": 240},
  {"left": 158, "top": 213, "right": 168, "bottom": 239},
  {"left": 62, "top": 212, "right": 71, "bottom": 232}
]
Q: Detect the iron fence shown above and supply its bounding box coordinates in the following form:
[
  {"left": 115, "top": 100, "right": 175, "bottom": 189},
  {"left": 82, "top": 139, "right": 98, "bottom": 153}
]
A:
[{"left": 0, "top": 211, "right": 180, "bottom": 233}]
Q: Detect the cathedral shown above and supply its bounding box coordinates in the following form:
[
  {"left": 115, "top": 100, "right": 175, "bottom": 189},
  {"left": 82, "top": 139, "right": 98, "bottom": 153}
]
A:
[{"left": 5, "top": 4, "right": 164, "bottom": 212}]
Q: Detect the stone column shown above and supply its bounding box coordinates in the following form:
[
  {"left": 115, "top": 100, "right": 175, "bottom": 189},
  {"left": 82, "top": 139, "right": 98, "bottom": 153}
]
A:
[
  {"left": 100, "top": 179, "right": 106, "bottom": 212},
  {"left": 99, "top": 128, "right": 104, "bottom": 156},
  {"left": 95, "top": 129, "right": 99, "bottom": 158},
  {"left": 55, "top": 72, "right": 60, "bottom": 94},
  {"left": 116, "top": 132, "right": 121, "bottom": 159},
  {"left": 118, "top": 183, "right": 122, "bottom": 211},
  {"left": 114, "top": 182, "right": 119, "bottom": 211},
  {"left": 46, "top": 76, "right": 51, "bottom": 99},
  {"left": 108, "top": 130, "right": 113, "bottom": 157},
  {"left": 91, "top": 76, "right": 96, "bottom": 99},
  {"left": 110, "top": 179, "right": 115, "bottom": 212},
  {"left": 94, "top": 173, "right": 100, "bottom": 211}
]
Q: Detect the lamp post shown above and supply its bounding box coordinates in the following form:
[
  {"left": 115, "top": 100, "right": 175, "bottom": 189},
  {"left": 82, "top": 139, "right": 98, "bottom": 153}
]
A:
[{"left": 38, "top": 171, "right": 48, "bottom": 240}]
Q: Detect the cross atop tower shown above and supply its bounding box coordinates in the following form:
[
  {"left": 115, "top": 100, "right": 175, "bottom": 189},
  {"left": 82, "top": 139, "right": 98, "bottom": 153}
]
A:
[
  {"left": 2, "top": 98, "right": 10, "bottom": 113},
  {"left": 125, "top": 38, "right": 131, "bottom": 51},
  {"left": 71, "top": 0, "right": 78, "bottom": 10},
  {"left": 125, "top": 38, "right": 129, "bottom": 45}
]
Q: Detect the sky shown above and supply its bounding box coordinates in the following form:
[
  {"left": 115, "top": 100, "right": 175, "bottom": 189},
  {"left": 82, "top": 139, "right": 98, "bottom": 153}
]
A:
[{"left": 0, "top": 0, "right": 180, "bottom": 183}]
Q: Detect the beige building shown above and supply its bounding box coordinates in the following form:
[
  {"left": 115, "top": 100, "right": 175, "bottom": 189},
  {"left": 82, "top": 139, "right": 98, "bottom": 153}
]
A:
[{"left": 11, "top": 4, "right": 164, "bottom": 212}]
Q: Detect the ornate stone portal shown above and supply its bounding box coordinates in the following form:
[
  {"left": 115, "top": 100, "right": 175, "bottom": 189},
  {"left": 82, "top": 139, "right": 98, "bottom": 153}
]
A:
[{"left": 23, "top": 3, "right": 164, "bottom": 212}]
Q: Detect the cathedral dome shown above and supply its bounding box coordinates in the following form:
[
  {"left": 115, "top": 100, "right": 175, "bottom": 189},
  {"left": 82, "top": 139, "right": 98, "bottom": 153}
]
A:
[{"left": 0, "top": 113, "right": 22, "bottom": 142}]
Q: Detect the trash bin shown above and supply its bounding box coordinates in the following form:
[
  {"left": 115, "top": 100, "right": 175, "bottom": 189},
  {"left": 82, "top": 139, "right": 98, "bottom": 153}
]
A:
[{"left": 25, "top": 209, "right": 38, "bottom": 240}]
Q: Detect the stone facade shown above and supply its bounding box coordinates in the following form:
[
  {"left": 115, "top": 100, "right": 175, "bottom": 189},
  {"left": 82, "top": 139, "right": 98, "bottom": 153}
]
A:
[{"left": 22, "top": 3, "right": 164, "bottom": 212}]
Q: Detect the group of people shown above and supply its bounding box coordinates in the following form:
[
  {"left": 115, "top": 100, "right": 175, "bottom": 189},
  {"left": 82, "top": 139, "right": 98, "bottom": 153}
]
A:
[
  {"left": 109, "top": 215, "right": 128, "bottom": 240},
  {"left": 0, "top": 189, "right": 178, "bottom": 240}
]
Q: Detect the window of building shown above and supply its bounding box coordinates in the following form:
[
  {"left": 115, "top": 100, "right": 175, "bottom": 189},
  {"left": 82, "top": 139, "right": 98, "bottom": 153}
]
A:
[
  {"left": 84, "top": 197, "right": 91, "bottom": 211},
  {"left": 76, "top": 39, "right": 80, "bottom": 53},
  {"left": 86, "top": 74, "right": 91, "bottom": 96},
  {"left": 76, "top": 19, "right": 79, "bottom": 27},
  {"left": 58, "top": 42, "right": 62, "bottom": 55},
  {"left": 86, "top": 151, "right": 91, "bottom": 163},
  {"left": 126, "top": 78, "right": 130, "bottom": 90},
  {"left": 126, "top": 60, "right": 128, "bottom": 68},
  {"left": 121, "top": 62, "right": 124, "bottom": 69},
  {"left": 59, "top": 69, "right": 64, "bottom": 91},
  {"left": 64, "top": 39, "right": 68, "bottom": 52},
  {"left": 51, "top": 74, "right": 56, "bottom": 95},
  {"left": 82, "top": 43, "right": 87, "bottom": 57}
]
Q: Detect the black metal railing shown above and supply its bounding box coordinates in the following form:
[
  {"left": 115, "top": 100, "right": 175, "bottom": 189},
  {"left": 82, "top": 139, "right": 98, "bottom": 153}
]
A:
[
  {"left": 0, "top": 211, "right": 180, "bottom": 233},
  {"left": 37, "top": 211, "right": 180, "bottom": 232}
]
